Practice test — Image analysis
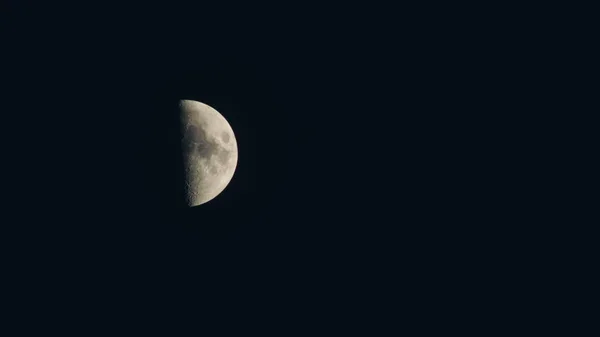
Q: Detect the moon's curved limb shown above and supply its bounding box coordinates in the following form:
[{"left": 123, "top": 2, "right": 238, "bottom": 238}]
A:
[{"left": 180, "top": 100, "right": 238, "bottom": 206}]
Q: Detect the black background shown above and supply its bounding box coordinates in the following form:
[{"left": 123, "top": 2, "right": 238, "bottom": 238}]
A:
[{"left": 2, "top": 3, "right": 540, "bottom": 329}]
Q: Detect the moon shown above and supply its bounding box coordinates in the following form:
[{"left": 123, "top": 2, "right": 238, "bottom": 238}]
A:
[{"left": 180, "top": 100, "right": 238, "bottom": 206}]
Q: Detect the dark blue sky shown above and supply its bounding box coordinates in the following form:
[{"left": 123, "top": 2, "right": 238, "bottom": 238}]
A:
[{"left": 4, "top": 5, "right": 526, "bottom": 326}]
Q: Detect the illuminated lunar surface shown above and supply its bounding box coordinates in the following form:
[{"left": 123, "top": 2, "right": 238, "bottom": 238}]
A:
[{"left": 180, "top": 100, "right": 238, "bottom": 206}]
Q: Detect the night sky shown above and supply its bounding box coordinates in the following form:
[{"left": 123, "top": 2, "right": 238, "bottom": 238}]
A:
[{"left": 4, "top": 4, "right": 523, "bottom": 328}]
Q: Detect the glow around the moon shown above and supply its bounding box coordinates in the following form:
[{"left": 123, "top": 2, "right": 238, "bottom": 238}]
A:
[{"left": 180, "top": 100, "right": 238, "bottom": 206}]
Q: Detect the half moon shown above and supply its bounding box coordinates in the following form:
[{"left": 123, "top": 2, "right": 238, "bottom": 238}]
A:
[{"left": 180, "top": 100, "right": 238, "bottom": 206}]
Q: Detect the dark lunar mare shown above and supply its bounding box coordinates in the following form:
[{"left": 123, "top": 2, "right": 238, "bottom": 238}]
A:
[{"left": 183, "top": 122, "right": 231, "bottom": 174}]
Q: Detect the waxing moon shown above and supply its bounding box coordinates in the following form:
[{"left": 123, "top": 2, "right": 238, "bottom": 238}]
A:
[{"left": 180, "top": 100, "right": 238, "bottom": 206}]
